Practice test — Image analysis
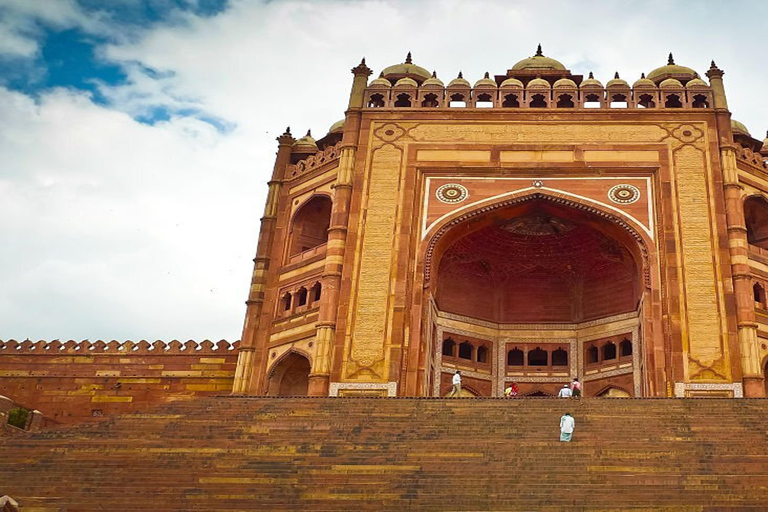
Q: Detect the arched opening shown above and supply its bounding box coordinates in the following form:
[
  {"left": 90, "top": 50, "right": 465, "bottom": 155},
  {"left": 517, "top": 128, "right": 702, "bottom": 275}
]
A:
[
  {"left": 267, "top": 352, "right": 311, "bottom": 396},
  {"left": 502, "top": 94, "right": 520, "bottom": 108},
  {"left": 442, "top": 338, "right": 456, "bottom": 357},
  {"left": 508, "top": 348, "right": 524, "bottom": 366},
  {"left": 552, "top": 348, "right": 568, "bottom": 366},
  {"left": 597, "top": 386, "right": 631, "bottom": 398},
  {"left": 584, "top": 93, "right": 602, "bottom": 108},
  {"left": 528, "top": 347, "right": 548, "bottom": 366},
  {"left": 744, "top": 196, "right": 768, "bottom": 250},
  {"left": 692, "top": 94, "right": 709, "bottom": 108},
  {"left": 458, "top": 341, "right": 472, "bottom": 360},
  {"left": 620, "top": 338, "right": 633, "bottom": 357},
  {"left": 556, "top": 94, "right": 574, "bottom": 108},
  {"left": 610, "top": 94, "right": 628, "bottom": 108},
  {"left": 637, "top": 94, "right": 656, "bottom": 108},
  {"left": 368, "top": 93, "right": 385, "bottom": 108},
  {"left": 529, "top": 94, "right": 547, "bottom": 108},
  {"left": 587, "top": 345, "right": 599, "bottom": 364},
  {"left": 477, "top": 345, "right": 489, "bottom": 363},
  {"left": 289, "top": 196, "right": 331, "bottom": 258},
  {"left": 394, "top": 93, "right": 412, "bottom": 107},
  {"left": 603, "top": 342, "right": 617, "bottom": 361},
  {"left": 296, "top": 287, "right": 308, "bottom": 307},
  {"left": 476, "top": 93, "right": 494, "bottom": 108},
  {"left": 449, "top": 93, "right": 466, "bottom": 108},
  {"left": 421, "top": 93, "right": 439, "bottom": 107},
  {"left": 311, "top": 282, "right": 322, "bottom": 303},
  {"left": 664, "top": 94, "right": 683, "bottom": 108},
  {"left": 280, "top": 292, "right": 292, "bottom": 313}
]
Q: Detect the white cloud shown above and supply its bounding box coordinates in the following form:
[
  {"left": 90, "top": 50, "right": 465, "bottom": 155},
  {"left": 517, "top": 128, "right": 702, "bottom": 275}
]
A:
[{"left": 1, "top": 0, "right": 767, "bottom": 341}]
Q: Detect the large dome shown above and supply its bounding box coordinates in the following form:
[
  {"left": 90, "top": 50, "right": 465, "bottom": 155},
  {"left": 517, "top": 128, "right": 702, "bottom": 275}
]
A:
[
  {"left": 511, "top": 45, "right": 566, "bottom": 71},
  {"left": 381, "top": 52, "right": 432, "bottom": 82},
  {"left": 647, "top": 53, "right": 696, "bottom": 83}
]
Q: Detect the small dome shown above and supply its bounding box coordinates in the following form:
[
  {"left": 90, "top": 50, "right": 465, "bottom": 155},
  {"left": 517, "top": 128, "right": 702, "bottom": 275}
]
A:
[
  {"left": 553, "top": 78, "right": 577, "bottom": 89},
  {"left": 369, "top": 73, "right": 391, "bottom": 88},
  {"left": 580, "top": 72, "right": 603, "bottom": 89},
  {"left": 606, "top": 72, "right": 629, "bottom": 88},
  {"left": 394, "top": 77, "right": 418, "bottom": 88},
  {"left": 686, "top": 77, "right": 709, "bottom": 88},
  {"left": 500, "top": 77, "right": 524, "bottom": 88},
  {"left": 731, "top": 119, "right": 751, "bottom": 137},
  {"left": 474, "top": 72, "right": 497, "bottom": 88},
  {"left": 632, "top": 73, "right": 655, "bottom": 89},
  {"left": 381, "top": 52, "right": 432, "bottom": 82},
  {"left": 659, "top": 78, "right": 683, "bottom": 88},
  {"left": 527, "top": 77, "right": 550, "bottom": 89},
  {"left": 512, "top": 44, "right": 566, "bottom": 71},
  {"left": 421, "top": 71, "right": 444, "bottom": 88},
  {"left": 447, "top": 72, "right": 471, "bottom": 88},
  {"left": 328, "top": 119, "right": 345, "bottom": 134},
  {"left": 292, "top": 131, "right": 318, "bottom": 153},
  {"left": 647, "top": 53, "right": 697, "bottom": 83}
]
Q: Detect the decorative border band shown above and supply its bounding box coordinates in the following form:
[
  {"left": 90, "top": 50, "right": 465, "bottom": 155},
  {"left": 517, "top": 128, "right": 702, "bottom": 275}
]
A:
[{"left": 329, "top": 381, "right": 398, "bottom": 397}]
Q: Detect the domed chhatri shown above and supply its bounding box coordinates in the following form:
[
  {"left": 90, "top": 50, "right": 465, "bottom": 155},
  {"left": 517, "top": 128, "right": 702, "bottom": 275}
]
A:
[
  {"left": 368, "top": 72, "right": 392, "bottom": 88},
  {"left": 512, "top": 44, "right": 566, "bottom": 71},
  {"left": 394, "top": 77, "right": 418, "bottom": 88},
  {"left": 500, "top": 77, "right": 524, "bottom": 88},
  {"left": 447, "top": 71, "right": 471, "bottom": 88},
  {"left": 474, "top": 72, "right": 497, "bottom": 89},
  {"left": 292, "top": 130, "right": 317, "bottom": 153},
  {"left": 421, "top": 71, "right": 444, "bottom": 88},
  {"left": 606, "top": 72, "right": 629, "bottom": 89},
  {"left": 527, "top": 77, "right": 551, "bottom": 89},
  {"left": 381, "top": 52, "right": 432, "bottom": 84},
  {"left": 732, "top": 119, "right": 751, "bottom": 137},
  {"left": 553, "top": 77, "right": 577, "bottom": 89},
  {"left": 633, "top": 73, "right": 656, "bottom": 89},
  {"left": 328, "top": 119, "right": 345, "bottom": 134},
  {"left": 647, "top": 53, "right": 697, "bottom": 84},
  {"left": 581, "top": 71, "right": 603, "bottom": 89}
]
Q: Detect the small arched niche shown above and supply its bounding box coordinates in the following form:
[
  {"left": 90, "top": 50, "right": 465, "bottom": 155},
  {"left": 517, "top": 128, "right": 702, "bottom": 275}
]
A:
[
  {"left": 267, "top": 352, "right": 311, "bottom": 396},
  {"left": 744, "top": 196, "right": 768, "bottom": 250},
  {"left": 289, "top": 196, "right": 332, "bottom": 258}
]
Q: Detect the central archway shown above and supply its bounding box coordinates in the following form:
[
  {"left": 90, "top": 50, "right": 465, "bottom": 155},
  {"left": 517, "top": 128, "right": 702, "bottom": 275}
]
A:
[{"left": 420, "top": 193, "right": 650, "bottom": 398}]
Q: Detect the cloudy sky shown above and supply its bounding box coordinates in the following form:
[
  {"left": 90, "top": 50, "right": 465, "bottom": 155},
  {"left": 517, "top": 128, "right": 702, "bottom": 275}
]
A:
[{"left": 1, "top": 0, "right": 766, "bottom": 342}]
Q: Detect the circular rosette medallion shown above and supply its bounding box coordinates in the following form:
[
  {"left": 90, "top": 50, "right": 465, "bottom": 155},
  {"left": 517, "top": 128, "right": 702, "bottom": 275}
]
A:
[
  {"left": 608, "top": 184, "right": 640, "bottom": 204},
  {"left": 435, "top": 183, "right": 469, "bottom": 204}
]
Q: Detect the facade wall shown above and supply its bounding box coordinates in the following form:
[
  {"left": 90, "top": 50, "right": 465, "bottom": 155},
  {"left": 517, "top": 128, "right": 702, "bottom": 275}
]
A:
[{"left": 0, "top": 340, "right": 237, "bottom": 425}]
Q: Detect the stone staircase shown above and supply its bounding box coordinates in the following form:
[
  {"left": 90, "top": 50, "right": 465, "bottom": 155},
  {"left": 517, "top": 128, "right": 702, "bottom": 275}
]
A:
[{"left": 2, "top": 397, "right": 768, "bottom": 510}]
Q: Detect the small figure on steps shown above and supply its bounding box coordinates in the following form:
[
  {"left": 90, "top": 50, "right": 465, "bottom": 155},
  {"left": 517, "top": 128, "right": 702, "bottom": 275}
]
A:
[
  {"left": 571, "top": 377, "right": 582, "bottom": 398},
  {"left": 448, "top": 370, "right": 462, "bottom": 397},
  {"left": 504, "top": 382, "right": 519, "bottom": 397},
  {"left": 558, "top": 384, "right": 572, "bottom": 398},
  {"left": 560, "top": 412, "right": 575, "bottom": 442}
]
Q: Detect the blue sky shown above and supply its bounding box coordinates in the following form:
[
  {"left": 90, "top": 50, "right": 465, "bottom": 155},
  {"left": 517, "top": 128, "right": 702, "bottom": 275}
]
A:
[{"left": 1, "top": 0, "right": 767, "bottom": 342}]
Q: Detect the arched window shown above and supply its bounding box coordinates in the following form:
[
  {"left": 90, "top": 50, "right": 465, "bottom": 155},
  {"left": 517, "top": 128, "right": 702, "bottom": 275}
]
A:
[
  {"left": 368, "top": 93, "right": 385, "bottom": 108},
  {"left": 556, "top": 94, "right": 574, "bottom": 108},
  {"left": 744, "top": 197, "right": 768, "bottom": 249},
  {"left": 476, "top": 93, "right": 494, "bottom": 108},
  {"left": 610, "top": 94, "right": 628, "bottom": 108},
  {"left": 620, "top": 338, "right": 632, "bottom": 357},
  {"left": 603, "top": 342, "right": 617, "bottom": 360},
  {"left": 281, "top": 292, "right": 292, "bottom": 312},
  {"left": 289, "top": 196, "right": 332, "bottom": 257},
  {"left": 587, "top": 345, "right": 599, "bottom": 364},
  {"left": 477, "top": 345, "right": 489, "bottom": 363},
  {"left": 449, "top": 93, "right": 466, "bottom": 108},
  {"left": 637, "top": 94, "right": 656, "bottom": 108},
  {"left": 528, "top": 347, "right": 547, "bottom": 366},
  {"left": 311, "top": 282, "right": 322, "bottom": 303},
  {"left": 692, "top": 94, "right": 709, "bottom": 108},
  {"left": 458, "top": 341, "right": 473, "bottom": 360},
  {"left": 502, "top": 94, "right": 520, "bottom": 108},
  {"left": 508, "top": 348, "right": 524, "bottom": 366},
  {"left": 421, "top": 93, "right": 439, "bottom": 107},
  {"left": 754, "top": 282, "right": 765, "bottom": 308},
  {"left": 529, "top": 94, "right": 547, "bottom": 108},
  {"left": 442, "top": 338, "right": 456, "bottom": 357},
  {"left": 584, "top": 93, "right": 601, "bottom": 108},
  {"left": 394, "top": 93, "right": 412, "bottom": 107},
  {"left": 296, "top": 287, "right": 308, "bottom": 307},
  {"left": 551, "top": 348, "right": 568, "bottom": 366},
  {"left": 664, "top": 94, "right": 683, "bottom": 108}
]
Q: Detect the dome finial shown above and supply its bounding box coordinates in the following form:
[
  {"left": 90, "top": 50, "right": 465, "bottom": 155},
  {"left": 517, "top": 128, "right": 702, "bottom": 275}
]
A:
[
  {"left": 588, "top": 71, "right": 594, "bottom": 79},
  {"left": 405, "top": 51, "right": 412, "bottom": 64},
  {"left": 641, "top": 72, "right": 646, "bottom": 79},
  {"left": 360, "top": 57, "right": 366, "bottom": 66},
  {"left": 458, "top": 71, "right": 463, "bottom": 79},
  {"left": 614, "top": 71, "right": 620, "bottom": 79},
  {"left": 306, "top": 129, "right": 311, "bottom": 137},
  {"left": 710, "top": 60, "right": 719, "bottom": 69},
  {"left": 285, "top": 126, "right": 291, "bottom": 135},
  {"left": 484, "top": 71, "right": 490, "bottom": 79},
  {"left": 668, "top": 53, "right": 675, "bottom": 65},
  {"left": 432, "top": 70, "right": 437, "bottom": 78},
  {"left": 536, "top": 44, "right": 543, "bottom": 56}
]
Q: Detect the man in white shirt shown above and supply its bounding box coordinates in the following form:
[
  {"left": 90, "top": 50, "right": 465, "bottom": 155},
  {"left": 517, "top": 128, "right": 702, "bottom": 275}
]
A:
[
  {"left": 560, "top": 412, "right": 575, "bottom": 442},
  {"left": 448, "top": 371, "right": 461, "bottom": 397},
  {"left": 558, "top": 384, "right": 572, "bottom": 398}
]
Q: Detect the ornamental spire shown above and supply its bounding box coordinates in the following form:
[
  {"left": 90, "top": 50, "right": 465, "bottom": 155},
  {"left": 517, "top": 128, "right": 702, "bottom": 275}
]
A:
[
  {"left": 668, "top": 53, "right": 675, "bottom": 65},
  {"left": 536, "top": 44, "right": 543, "bottom": 56},
  {"left": 405, "top": 51, "right": 412, "bottom": 64}
]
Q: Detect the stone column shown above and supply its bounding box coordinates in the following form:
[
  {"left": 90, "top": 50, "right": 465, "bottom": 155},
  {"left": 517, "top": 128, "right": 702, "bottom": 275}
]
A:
[
  {"left": 308, "top": 59, "right": 371, "bottom": 396},
  {"left": 708, "top": 62, "right": 764, "bottom": 396},
  {"left": 232, "top": 129, "right": 295, "bottom": 394}
]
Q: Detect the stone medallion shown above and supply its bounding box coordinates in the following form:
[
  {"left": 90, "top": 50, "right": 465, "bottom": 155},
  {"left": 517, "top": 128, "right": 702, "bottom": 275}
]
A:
[
  {"left": 608, "top": 184, "right": 640, "bottom": 204},
  {"left": 436, "top": 183, "right": 469, "bottom": 204}
]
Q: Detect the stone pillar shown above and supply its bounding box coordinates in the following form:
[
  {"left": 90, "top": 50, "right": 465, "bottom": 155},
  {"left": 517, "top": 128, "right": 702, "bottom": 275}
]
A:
[
  {"left": 709, "top": 62, "right": 764, "bottom": 396},
  {"left": 232, "top": 128, "right": 295, "bottom": 394},
  {"left": 308, "top": 59, "right": 371, "bottom": 396}
]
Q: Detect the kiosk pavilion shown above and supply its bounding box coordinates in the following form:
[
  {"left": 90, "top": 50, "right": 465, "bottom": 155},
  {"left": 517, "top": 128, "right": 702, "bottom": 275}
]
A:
[{"left": 234, "top": 47, "right": 768, "bottom": 399}]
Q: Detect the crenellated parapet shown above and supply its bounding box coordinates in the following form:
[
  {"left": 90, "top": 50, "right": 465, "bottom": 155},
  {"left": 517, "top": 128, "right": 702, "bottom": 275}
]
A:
[
  {"left": 286, "top": 144, "right": 340, "bottom": 180},
  {"left": 0, "top": 339, "right": 238, "bottom": 355}
]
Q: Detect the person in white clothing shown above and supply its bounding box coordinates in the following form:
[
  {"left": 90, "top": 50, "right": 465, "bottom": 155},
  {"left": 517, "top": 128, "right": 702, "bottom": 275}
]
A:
[
  {"left": 560, "top": 412, "right": 575, "bottom": 442},
  {"left": 558, "top": 384, "right": 572, "bottom": 398},
  {"left": 448, "top": 371, "right": 462, "bottom": 397}
]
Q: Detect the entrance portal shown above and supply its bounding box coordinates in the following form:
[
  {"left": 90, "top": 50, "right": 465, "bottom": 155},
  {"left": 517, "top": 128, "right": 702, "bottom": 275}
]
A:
[
  {"left": 428, "top": 196, "right": 645, "bottom": 397},
  {"left": 267, "top": 352, "right": 311, "bottom": 396}
]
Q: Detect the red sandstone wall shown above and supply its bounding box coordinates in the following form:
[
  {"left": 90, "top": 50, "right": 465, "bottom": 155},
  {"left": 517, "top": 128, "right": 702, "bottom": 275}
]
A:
[{"left": 0, "top": 339, "right": 238, "bottom": 425}]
